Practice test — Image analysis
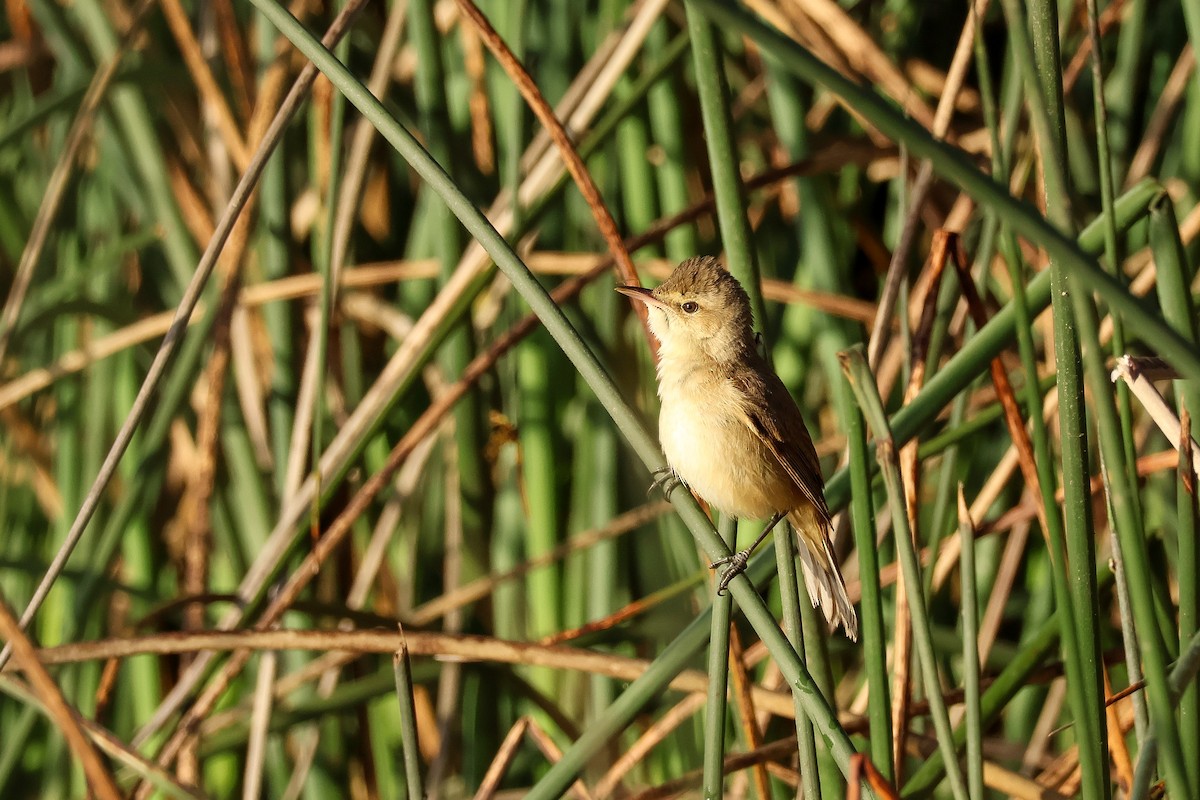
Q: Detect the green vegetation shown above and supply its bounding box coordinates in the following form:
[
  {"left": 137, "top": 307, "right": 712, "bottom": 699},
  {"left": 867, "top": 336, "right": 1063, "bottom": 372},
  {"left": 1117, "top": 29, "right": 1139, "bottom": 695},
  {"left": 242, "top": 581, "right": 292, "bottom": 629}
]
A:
[{"left": 0, "top": 0, "right": 1197, "bottom": 797}]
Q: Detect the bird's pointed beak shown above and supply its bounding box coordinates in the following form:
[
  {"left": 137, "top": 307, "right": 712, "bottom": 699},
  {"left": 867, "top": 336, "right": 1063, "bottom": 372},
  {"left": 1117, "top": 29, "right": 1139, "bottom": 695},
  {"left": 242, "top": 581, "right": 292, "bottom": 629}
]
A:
[{"left": 616, "top": 285, "right": 667, "bottom": 309}]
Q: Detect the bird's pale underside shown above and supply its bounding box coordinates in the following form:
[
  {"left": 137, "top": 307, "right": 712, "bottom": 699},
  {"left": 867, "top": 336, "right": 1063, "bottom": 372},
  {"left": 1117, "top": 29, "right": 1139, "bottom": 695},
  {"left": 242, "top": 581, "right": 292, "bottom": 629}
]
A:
[{"left": 618, "top": 256, "right": 858, "bottom": 640}]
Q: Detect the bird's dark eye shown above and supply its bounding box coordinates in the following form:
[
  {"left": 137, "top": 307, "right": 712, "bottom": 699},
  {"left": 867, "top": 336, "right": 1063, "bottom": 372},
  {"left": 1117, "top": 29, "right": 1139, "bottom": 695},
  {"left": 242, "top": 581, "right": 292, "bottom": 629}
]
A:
[{"left": 681, "top": 301, "right": 700, "bottom": 314}]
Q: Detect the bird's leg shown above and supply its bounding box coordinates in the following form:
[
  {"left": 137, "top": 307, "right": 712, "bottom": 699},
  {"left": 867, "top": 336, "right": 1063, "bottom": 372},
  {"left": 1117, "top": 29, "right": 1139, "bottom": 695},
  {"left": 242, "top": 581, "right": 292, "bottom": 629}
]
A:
[
  {"left": 648, "top": 466, "right": 683, "bottom": 499},
  {"left": 710, "top": 511, "right": 787, "bottom": 595}
]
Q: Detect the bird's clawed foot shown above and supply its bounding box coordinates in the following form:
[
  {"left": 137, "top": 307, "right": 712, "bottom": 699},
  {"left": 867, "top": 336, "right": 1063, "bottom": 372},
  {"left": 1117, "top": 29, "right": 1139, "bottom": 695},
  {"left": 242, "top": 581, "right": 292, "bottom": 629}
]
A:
[
  {"left": 708, "top": 511, "right": 785, "bottom": 595},
  {"left": 649, "top": 467, "right": 683, "bottom": 499},
  {"left": 710, "top": 549, "right": 751, "bottom": 595}
]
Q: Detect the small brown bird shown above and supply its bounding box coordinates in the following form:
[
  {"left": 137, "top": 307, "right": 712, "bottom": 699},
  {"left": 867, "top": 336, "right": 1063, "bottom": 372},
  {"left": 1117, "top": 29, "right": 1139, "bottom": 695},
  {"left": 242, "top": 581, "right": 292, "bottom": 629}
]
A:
[{"left": 618, "top": 256, "right": 857, "bottom": 639}]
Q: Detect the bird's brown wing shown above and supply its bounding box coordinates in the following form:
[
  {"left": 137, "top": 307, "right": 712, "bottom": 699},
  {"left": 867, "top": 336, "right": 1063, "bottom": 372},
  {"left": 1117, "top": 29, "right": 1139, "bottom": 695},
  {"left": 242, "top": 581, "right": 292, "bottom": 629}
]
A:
[{"left": 730, "top": 367, "right": 832, "bottom": 528}]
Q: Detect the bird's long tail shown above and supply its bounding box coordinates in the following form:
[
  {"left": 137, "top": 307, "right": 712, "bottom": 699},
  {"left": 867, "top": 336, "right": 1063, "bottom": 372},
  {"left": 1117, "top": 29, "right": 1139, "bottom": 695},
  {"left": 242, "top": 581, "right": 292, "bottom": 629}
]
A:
[{"left": 788, "top": 506, "right": 858, "bottom": 641}]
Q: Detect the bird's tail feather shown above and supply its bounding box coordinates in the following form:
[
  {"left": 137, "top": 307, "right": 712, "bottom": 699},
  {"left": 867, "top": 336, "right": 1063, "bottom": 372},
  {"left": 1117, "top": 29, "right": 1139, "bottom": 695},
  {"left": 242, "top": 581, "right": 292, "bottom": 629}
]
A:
[{"left": 788, "top": 507, "right": 858, "bottom": 641}]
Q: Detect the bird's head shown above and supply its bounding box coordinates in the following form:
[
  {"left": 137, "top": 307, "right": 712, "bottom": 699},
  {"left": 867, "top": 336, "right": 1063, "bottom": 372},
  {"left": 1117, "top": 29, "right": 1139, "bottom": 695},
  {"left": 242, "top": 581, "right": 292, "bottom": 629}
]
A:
[{"left": 616, "top": 256, "right": 755, "bottom": 365}]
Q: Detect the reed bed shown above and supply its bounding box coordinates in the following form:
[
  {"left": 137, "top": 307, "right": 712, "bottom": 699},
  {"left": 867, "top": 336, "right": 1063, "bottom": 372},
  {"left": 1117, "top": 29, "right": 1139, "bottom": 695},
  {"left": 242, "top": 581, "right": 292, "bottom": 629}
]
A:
[{"left": 0, "top": 0, "right": 1197, "bottom": 797}]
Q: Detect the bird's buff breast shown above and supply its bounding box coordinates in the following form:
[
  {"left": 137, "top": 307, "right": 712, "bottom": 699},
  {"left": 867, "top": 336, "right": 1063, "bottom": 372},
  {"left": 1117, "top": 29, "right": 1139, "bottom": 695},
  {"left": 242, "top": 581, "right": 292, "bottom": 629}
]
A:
[{"left": 658, "top": 374, "right": 801, "bottom": 520}]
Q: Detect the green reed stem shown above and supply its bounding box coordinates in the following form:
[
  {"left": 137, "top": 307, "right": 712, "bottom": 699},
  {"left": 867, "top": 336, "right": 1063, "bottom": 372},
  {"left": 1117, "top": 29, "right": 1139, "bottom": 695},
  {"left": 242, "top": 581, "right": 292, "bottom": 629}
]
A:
[{"left": 842, "top": 347, "right": 968, "bottom": 800}]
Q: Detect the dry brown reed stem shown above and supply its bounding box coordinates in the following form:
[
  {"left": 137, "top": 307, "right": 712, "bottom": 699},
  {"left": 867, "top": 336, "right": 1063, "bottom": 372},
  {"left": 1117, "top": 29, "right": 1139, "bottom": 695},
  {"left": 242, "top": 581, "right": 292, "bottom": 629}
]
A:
[
  {"left": 173, "top": 270, "right": 244, "bottom": 781},
  {"left": 1061, "top": 0, "right": 1128, "bottom": 92},
  {"left": 0, "top": 594, "right": 122, "bottom": 800},
  {"left": 981, "top": 761, "right": 1071, "bottom": 800},
  {"left": 1102, "top": 668, "right": 1135, "bottom": 793},
  {"left": 726, "top": 626, "right": 772, "bottom": 799},
  {"left": 160, "top": 0, "right": 250, "bottom": 169},
  {"left": 178, "top": 285, "right": 236, "bottom": 633},
  {"left": 889, "top": 229, "right": 955, "bottom": 781},
  {"left": 902, "top": 232, "right": 954, "bottom": 530},
  {"left": 243, "top": 649, "right": 278, "bottom": 800},
  {"left": 34, "top": 627, "right": 809, "bottom": 717},
  {"left": 1112, "top": 356, "right": 1200, "bottom": 476},
  {"left": 536, "top": 578, "right": 691, "bottom": 647},
  {"left": 522, "top": 722, "right": 594, "bottom": 800},
  {"left": 630, "top": 738, "right": 815, "bottom": 800},
  {"left": 460, "top": 17, "right": 495, "bottom": 174},
  {"left": 177, "top": 201, "right": 259, "bottom": 643},
  {"left": 473, "top": 717, "right": 531, "bottom": 800},
  {"left": 849, "top": 754, "right": 901, "bottom": 800},
  {"left": 212, "top": 0, "right": 254, "bottom": 119},
  {"left": 948, "top": 234, "right": 1051, "bottom": 537},
  {"left": 453, "top": 0, "right": 655, "bottom": 348}
]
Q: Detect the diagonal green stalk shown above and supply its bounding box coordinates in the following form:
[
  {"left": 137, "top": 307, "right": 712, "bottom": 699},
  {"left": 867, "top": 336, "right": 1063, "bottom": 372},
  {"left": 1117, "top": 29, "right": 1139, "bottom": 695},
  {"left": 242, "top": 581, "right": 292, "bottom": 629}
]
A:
[
  {"left": 842, "top": 347, "right": 968, "bottom": 800},
  {"left": 240, "top": 6, "right": 870, "bottom": 797}
]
